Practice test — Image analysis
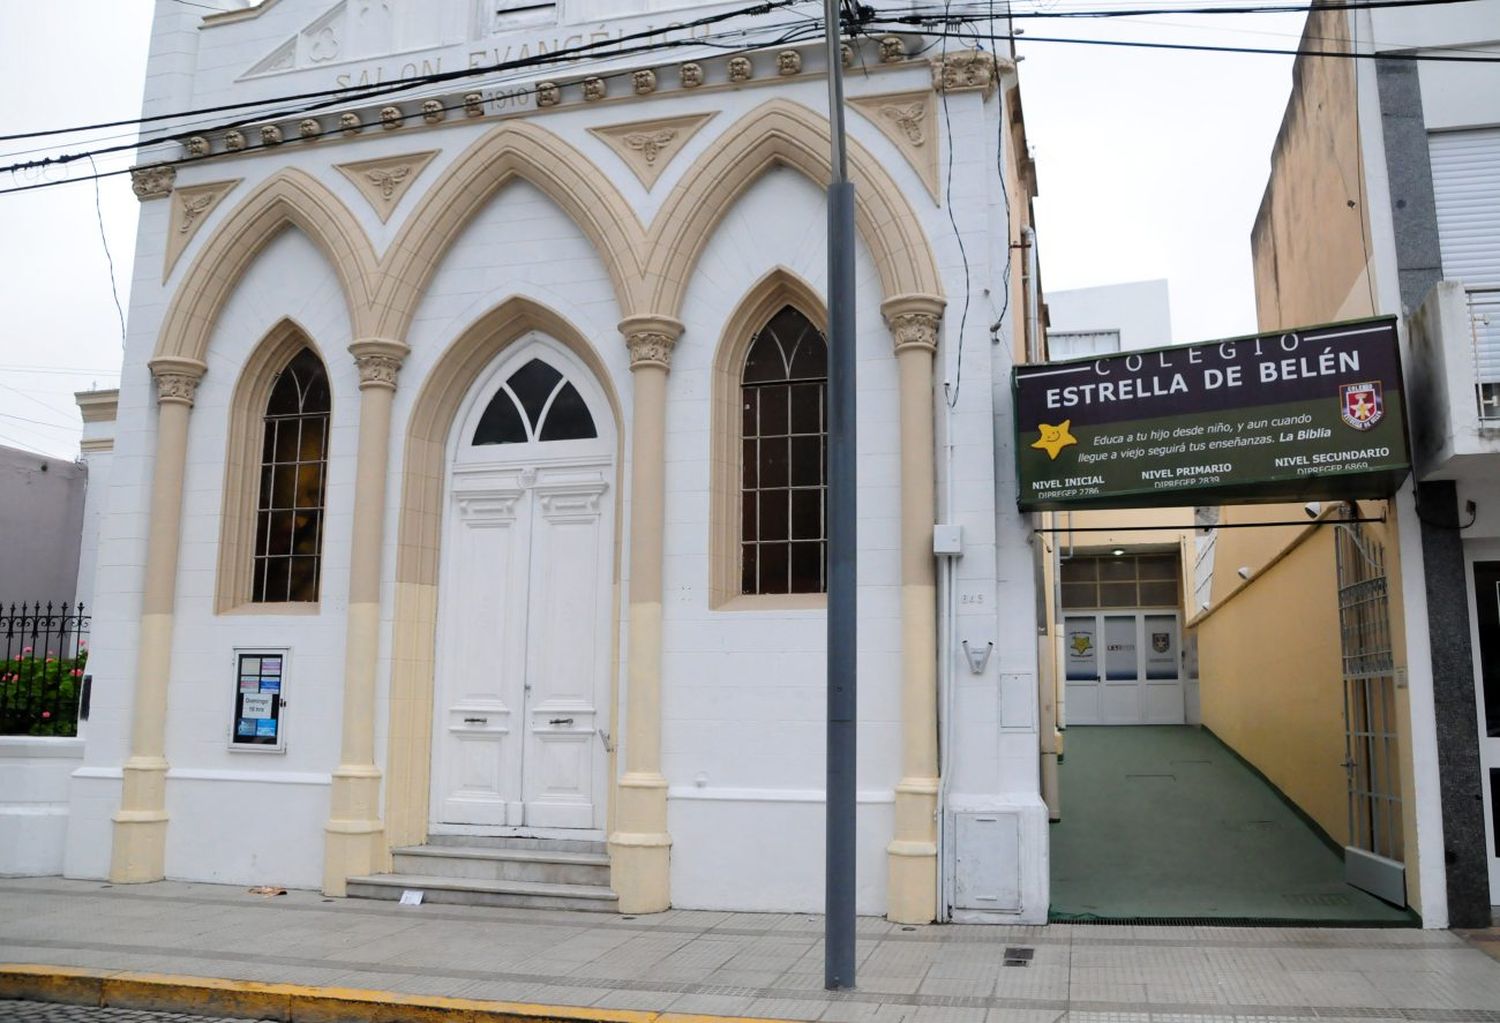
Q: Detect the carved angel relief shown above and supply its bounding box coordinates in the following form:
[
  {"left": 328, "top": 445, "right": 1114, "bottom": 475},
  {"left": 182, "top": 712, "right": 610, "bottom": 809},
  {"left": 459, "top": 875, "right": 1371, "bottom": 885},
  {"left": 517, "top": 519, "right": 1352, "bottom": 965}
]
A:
[
  {"left": 365, "top": 164, "right": 411, "bottom": 199},
  {"left": 849, "top": 91, "right": 940, "bottom": 201},
  {"left": 588, "top": 113, "right": 716, "bottom": 190},
  {"left": 163, "top": 179, "right": 241, "bottom": 281},
  {"left": 623, "top": 129, "right": 678, "bottom": 165},
  {"left": 879, "top": 102, "right": 926, "bottom": 146},
  {"left": 335, "top": 150, "right": 440, "bottom": 222}
]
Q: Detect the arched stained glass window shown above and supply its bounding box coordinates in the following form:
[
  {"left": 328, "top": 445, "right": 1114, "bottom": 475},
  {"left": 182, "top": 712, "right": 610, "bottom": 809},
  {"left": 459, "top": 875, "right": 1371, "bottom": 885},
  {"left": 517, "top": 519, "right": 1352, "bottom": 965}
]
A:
[
  {"left": 252, "top": 347, "right": 330, "bottom": 603},
  {"left": 741, "top": 306, "right": 827, "bottom": 595},
  {"left": 474, "top": 358, "right": 597, "bottom": 445}
]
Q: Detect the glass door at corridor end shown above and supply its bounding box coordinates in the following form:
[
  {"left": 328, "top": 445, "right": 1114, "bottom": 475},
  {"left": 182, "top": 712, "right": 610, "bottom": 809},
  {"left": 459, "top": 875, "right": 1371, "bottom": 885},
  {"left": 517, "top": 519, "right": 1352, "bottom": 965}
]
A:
[{"left": 1063, "top": 611, "right": 1184, "bottom": 725}]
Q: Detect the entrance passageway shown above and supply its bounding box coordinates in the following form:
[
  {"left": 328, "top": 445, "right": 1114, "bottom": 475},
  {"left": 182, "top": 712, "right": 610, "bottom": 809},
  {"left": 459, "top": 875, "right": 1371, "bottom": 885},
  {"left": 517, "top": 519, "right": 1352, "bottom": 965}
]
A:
[{"left": 1049, "top": 725, "right": 1416, "bottom": 923}]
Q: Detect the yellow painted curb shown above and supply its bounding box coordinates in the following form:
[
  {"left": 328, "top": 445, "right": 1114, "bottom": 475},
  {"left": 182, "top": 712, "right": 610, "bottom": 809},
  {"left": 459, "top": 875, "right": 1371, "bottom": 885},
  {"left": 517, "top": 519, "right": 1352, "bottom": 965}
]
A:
[{"left": 1, "top": 965, "right": 796, "bottom": 1023}]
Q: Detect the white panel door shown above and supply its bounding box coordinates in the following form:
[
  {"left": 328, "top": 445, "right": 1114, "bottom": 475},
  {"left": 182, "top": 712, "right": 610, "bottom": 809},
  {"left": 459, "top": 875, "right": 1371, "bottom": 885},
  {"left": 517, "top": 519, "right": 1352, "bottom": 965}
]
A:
[
  {"left": 434, "top": 472, "right": 531, "bottom": 826},
  {"left": 432, "top": 339, "right": 615, "bottom": 832},
  {"left": 521, "top": 465, "right": 612, "bottom": 828}
]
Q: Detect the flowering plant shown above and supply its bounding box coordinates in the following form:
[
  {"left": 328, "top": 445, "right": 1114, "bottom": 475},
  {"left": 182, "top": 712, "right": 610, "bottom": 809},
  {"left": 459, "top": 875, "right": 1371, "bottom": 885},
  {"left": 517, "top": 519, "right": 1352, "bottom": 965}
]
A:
[{"left": 0, "top": 642, "right": 87, "bottom": 737}]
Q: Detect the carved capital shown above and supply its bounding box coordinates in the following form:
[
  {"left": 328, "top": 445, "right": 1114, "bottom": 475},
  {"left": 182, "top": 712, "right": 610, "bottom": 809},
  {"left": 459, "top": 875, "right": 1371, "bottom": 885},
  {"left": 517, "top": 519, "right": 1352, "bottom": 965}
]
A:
[
  {"left": 148, "top": 356, "right": 208, "bottom": 407},
  {"left": 349, "top": 338, "right": 411, "bottom": 391},
  {"left": 131, "top": 164, "right": 176, "bottom": 201},
  {"left": 880, "top": 294, "right": 946, "bottom": 356},
  {"left": 932, "top": 49, "right": 1003, "bottom": 98},
  {"left": 619, "top": 315, "right": 685, "bottom": 372}
]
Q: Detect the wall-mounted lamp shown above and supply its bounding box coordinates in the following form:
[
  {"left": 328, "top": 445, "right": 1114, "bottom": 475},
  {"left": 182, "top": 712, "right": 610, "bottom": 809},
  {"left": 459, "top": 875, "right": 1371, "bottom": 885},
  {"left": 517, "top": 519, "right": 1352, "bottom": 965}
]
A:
[
  {"left": 1111, "top": 548, "right": 1125, "bottom": 557},
  {"left": 962, "top": 640, "right": 993, "bottom": 675}
]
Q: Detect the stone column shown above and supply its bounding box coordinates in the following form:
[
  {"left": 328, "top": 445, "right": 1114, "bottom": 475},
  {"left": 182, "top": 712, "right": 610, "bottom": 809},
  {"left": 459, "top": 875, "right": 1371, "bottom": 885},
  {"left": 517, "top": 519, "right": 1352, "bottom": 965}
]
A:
[
  {"left": 880, "top": 294, "right": 945, "bottom": 924},
  {"left": 608, "top": 314, "right": 683, "bottom": 914},
  {"left": 323, "top": 338, "right": 409, "bottom": 896},
  {"left": 110, "top": 355, "right": 207, "bottom": 883}
]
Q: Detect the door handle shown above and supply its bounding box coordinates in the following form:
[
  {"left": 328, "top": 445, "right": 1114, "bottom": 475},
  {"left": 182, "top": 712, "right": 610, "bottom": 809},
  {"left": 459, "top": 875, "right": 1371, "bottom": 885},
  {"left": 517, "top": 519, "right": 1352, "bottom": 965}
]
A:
[
  {"left": 549, "top": 717, "right": 574, "bottom": 726},
  {"left": 463, "top": 716, "right": 488, "bottom": 724}
]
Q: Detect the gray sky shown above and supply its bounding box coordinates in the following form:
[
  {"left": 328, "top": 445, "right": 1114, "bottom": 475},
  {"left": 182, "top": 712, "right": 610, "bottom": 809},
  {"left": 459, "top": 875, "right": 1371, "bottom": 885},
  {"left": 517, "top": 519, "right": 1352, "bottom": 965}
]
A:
[{"left": 0, "top": 1, "right": 1308, "bottom": 459}]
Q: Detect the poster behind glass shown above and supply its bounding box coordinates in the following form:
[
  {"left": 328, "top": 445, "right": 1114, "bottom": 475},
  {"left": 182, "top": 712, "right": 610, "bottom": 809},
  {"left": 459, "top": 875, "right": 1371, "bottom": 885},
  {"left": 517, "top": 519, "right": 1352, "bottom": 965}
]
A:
[{"left": 231, "top": 651, "right": 285, "bottom": 750}]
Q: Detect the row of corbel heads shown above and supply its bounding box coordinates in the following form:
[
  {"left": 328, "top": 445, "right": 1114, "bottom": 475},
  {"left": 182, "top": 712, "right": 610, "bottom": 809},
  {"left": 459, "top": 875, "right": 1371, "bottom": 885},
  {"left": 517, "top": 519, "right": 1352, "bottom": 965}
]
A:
[{"left": 159, "top": 37, "right": 999, "bottom": 167}]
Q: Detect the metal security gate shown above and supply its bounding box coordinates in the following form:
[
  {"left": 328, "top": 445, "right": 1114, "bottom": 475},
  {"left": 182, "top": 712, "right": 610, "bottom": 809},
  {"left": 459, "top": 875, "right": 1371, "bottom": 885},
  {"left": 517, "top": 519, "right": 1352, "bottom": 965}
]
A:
[{"left": 1335, "top": 522, "right": 1406, "bottom": 905}]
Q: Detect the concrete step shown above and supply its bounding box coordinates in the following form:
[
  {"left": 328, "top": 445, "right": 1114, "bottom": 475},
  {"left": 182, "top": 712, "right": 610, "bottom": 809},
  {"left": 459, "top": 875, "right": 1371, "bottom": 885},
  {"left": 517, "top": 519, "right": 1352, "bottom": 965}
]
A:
[
  {"left": 346, "top": 873, "right": 619, "bottom": 912},
  {"left": 424, "top": 833, "right": 606, "bottom": 855},
  {"left": 391, "top": 845, "right": 610, "bottom": 886}
]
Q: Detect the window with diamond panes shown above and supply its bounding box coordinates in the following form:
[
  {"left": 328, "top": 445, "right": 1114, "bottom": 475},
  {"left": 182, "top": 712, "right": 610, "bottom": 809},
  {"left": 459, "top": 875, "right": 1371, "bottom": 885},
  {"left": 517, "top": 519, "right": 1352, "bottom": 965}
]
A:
[
  {"left": 253, "top": 348, "right": 331, "bottom": 603},
  {"left": 472, "top": 358, "right": 597, "bottom": 445},
  {"left": 741, "top": 306, "right": 828, "bottom": 595}
]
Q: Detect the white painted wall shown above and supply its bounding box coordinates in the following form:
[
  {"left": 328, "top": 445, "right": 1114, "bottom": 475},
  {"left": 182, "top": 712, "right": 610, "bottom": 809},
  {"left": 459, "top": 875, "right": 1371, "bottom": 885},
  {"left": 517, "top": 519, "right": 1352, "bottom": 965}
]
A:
[
  {"left": 55, "top": 0, "right": 1044, "bottom": 918},
  {"left": 1046, "top": 279, "right": 1174, "bottom": 351},
  {"left": 0, "top": 738, "right": 84, "bottom": 876}
]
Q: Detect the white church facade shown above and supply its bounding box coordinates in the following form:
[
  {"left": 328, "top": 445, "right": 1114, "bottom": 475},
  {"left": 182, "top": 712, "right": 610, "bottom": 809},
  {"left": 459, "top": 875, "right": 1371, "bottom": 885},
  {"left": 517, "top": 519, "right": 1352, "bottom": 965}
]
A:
[{"left": 55, "top": 0, "right": 1049, "bottom": 923}]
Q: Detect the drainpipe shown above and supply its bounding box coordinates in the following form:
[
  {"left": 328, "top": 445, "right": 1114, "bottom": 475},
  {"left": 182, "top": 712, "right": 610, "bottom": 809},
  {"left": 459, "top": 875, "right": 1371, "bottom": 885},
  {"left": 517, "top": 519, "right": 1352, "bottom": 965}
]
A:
[
  {"left": 935, "top": 373, "right": 958, "bottom": 922},
  {"left": 1022, "top": 226, "right": 1040, "bottom": 363}
]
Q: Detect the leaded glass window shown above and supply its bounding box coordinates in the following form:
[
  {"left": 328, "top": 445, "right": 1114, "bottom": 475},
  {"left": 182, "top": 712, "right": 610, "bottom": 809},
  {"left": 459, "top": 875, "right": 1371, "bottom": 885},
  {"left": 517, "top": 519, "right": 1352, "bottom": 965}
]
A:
[
  {"left": 741, "top": 306, "right": 827, "bottom": 595},
  {"left": 252, "top": 348, "right": 330, "bottom": 602},
  {"left": 473, "top": 358, "right": 597, "bottom": 445}
]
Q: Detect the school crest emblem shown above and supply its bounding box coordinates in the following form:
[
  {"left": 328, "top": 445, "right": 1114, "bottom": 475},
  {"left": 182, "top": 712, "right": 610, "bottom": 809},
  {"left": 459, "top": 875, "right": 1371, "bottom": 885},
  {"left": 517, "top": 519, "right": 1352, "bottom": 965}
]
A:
[
  {"left": 1069, "top": 632, "right": 1093, "bottom": 656},
  {"left": 1152, "top": 632, "right": 1170, "bottom": 654},
  {"left": 1340, "top": 381, "right": 1384, "bottom": 431}
]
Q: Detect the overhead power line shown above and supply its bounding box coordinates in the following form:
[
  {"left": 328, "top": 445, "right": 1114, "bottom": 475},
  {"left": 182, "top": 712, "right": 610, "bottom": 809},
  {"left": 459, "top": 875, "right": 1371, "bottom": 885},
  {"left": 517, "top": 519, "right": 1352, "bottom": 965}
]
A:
[
  {"left": 0, "top": 25, "right": 828, "bottom": 198},
  {"left": 863, "top": 12, "right": 1500, "bottom": 61},
  {"left": 3, "top": 0, "right": 1496, "bottom": 195},
  {"left": 1, "top": 10, "right": 823, "bottom": 176},
  {"left": 0, "top": 0, "right": 1477, "bottom": 146},
  {"left": 0, "top": 0, "right": 809, "bottom": 145}
]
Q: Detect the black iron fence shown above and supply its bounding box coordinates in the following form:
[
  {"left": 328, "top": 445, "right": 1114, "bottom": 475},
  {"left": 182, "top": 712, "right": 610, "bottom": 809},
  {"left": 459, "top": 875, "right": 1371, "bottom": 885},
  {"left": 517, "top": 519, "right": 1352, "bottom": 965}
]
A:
[{"left": 1, "top": 602, "right": 89, "bottom": 737}]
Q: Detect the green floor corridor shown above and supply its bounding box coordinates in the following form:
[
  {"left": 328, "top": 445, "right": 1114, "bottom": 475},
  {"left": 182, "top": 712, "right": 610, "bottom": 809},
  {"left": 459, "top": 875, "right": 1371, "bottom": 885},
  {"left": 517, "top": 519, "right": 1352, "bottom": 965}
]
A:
[{"left": 1049, "top": 725, "right": 1415, "bottom": 923}]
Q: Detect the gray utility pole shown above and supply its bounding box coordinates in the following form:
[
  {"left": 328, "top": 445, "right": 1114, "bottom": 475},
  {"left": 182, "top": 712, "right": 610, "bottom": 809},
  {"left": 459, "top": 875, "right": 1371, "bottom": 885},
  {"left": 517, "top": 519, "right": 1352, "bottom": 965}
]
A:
[{"left": 823, "top": 0, "right": 857, "bottom": 993}]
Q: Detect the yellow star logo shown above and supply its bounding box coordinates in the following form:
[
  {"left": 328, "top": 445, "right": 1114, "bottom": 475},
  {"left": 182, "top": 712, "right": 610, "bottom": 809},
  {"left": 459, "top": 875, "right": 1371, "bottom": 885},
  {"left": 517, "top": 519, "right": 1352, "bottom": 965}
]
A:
[
  {"left": 1352, "top": 393, "right": 1373, "bottom": 420},
  {"left": 1032, "top": 419, "right": 1078, "bottom": 461},
  {"left": 1070, "top": 633, "right": 1092, "bottom": 655}
]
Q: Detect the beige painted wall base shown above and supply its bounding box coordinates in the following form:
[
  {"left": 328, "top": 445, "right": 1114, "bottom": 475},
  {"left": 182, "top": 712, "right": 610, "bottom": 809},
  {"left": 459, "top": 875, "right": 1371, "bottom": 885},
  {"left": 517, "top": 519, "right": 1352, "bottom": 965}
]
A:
[
  {"left": 109, "top": 758, "right": 170, "bottom": 882},
  {"left": 887, "top": 779, "right": 939, "bottom": 923},
  {"left": 323, "top": 765, "right": 387, "bottom": 896},
  {"left": 607, "top": 834, "right": 672, "bottom": 914},
  {"left": 609, "top": 771, "right": 671, "bottom": 913}
]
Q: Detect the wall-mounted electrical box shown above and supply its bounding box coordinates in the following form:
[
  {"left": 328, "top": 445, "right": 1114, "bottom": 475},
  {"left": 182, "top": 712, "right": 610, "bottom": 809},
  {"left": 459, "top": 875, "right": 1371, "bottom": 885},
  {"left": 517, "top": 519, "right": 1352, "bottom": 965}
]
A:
[{"left": 933, "top": 523, "right": 963, "bottom": 556}]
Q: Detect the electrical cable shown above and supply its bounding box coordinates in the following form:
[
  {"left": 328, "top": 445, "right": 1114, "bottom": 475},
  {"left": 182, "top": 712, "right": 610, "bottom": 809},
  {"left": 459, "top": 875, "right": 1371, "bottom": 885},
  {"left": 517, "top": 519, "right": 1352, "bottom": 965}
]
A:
[
  {"left": 0, "top": 411, "right": 80, "bottom": 433},
  {"left": 0, "top": 0, "right": 1476, "bottom": 149},
  {"left": 860, "top": 12, "right": 1500, "bottom": 61},
  {"left": 0, "top": 0, "right": 811, "bottom": 144},
  {"left": 937, "top": 0, "right": 972, "bottom": 411},
  {"left": 9, "top": 4, "right": 1495, "bottom": 192},
  {"left": 85, "top": 154, "right": 129, "bottom": 351},
  {"left": 905, "top": 0, "right": 1480, "bottom": 17},
  {"left": 0, "top": 22, "right": 828, "bottom": 198},
  {"left": 0, "top": 16, "right": 825, "bottom": 182},
  {"left": 987, "top": 0, "right": 1013, "bottom": 362}
]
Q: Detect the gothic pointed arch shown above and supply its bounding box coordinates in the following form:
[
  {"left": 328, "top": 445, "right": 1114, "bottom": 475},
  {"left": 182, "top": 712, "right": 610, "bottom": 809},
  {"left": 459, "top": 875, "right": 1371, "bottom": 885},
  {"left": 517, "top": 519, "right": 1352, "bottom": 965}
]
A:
[
  {"left": 215, "top": 318, "right": 335, "bottom": 612},
  {"left": 373, "top": 122, "right": 648, "bottom": 340},
  {"left": 153, "top": 169, "right": 379, "bottom": 365},
  {"left": 645, "top": 98, "right": 943, "bottom": 319},
  {"left": 709, "top": 267, "right": 829, "bottom": 607},
  {"left": 384, "top": 295, "right": 625, "bottom": 849}
]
